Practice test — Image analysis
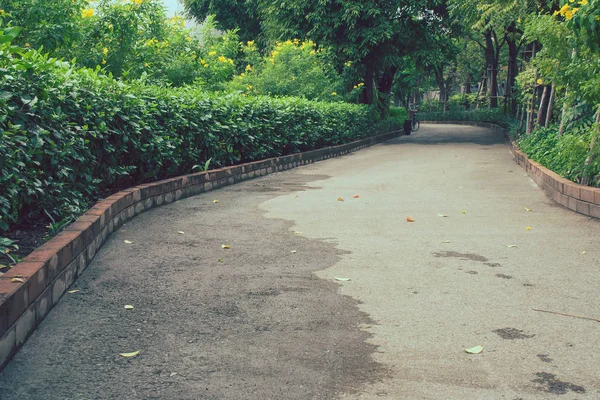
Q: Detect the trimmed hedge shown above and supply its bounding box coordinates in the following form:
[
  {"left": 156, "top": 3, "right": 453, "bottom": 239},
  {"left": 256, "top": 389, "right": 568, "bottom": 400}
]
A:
[
  {"left": 0, "top": 45, "right": 399, "bottom": 232},
  {"left": 419, "top": 108, "right": 513, "bottom": 127}
]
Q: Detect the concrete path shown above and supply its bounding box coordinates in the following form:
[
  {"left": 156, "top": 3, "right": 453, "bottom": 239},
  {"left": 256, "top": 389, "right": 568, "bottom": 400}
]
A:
[{"left": 1, "top": 124, "right": 599, "bottom": 399}]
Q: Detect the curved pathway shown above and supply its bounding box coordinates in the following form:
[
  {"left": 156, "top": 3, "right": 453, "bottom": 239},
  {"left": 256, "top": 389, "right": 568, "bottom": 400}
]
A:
[{"left": 1, "top": 124, "right": 598, "bottom": 399}]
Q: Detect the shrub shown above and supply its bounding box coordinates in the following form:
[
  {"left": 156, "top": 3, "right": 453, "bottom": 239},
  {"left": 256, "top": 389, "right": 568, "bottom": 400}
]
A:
[
  {"left": 225, "top": 39, "right": 343, "bottom": 101},
  {"left": 418, "top": 108, "right": 513, "bottom": 127},
  {"left": 0, "top": 34, "right": 398, "bottom": 232}
]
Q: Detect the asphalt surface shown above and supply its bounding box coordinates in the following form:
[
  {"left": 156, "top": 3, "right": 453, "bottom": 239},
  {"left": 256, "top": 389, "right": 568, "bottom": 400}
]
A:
[{"left": 1, "top": 124, "right": 599, "bottom": 399}]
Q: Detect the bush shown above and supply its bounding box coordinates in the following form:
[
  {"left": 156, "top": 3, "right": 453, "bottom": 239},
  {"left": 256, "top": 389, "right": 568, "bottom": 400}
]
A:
[
  {"left": 418, "top": 108, "right": 513, "bottom": 127},
  {"left": 0, "top": 35, "right": 397, "bottom": 232},
  {"left": 225, "top": 39, "right": 343, "bottom": 101},
  {"left": 518, "top": 126, "right": 599, "bottom": 186}
]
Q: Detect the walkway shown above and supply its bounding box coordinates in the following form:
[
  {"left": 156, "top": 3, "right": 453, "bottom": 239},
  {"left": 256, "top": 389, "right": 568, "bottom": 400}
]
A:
[{"left": 0, "top": 125, "right": 598, "bottom": 399}]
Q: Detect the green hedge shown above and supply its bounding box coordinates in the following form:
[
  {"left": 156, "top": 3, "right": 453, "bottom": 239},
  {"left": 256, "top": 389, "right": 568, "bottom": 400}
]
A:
[
  {"left": 0, "top": 43, "right": 399, "bottom": 232},
  {"left": 418, "top": 108, "right": 513, "bottom": 127}
]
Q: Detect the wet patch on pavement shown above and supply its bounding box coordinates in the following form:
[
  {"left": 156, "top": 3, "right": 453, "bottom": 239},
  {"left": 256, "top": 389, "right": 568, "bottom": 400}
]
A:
[
  {"left": 493, "top": 328, "right": 535, "bottom": 340},
  {"left": 532, "top": 372, "right": 586, "bottom": 395}
]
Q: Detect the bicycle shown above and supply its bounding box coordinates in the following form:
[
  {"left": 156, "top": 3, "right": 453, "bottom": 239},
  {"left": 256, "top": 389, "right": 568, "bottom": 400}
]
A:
[{"left": 408, "top": 108, "right": 420, "bottom": 132}]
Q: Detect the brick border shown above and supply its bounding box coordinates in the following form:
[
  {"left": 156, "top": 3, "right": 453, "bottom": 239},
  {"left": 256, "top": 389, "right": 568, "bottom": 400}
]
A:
[
  {"left": 422, "top": 121, "right": 600, "bottom": 218},
  {"left": 0, "top": 129, "right": 402, "bottom": 370}
]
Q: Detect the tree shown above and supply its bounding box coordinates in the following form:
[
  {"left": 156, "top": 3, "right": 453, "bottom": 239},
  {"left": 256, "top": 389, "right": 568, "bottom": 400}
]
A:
[
  {"left": 258, "top": 0, "right": 453, "bottom": 117},
  {"left": 182, "top": 0, "right": 262, "bottom": 44}
]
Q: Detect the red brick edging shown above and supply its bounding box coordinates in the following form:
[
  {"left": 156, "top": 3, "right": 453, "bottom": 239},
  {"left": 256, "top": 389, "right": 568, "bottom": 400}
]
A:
[
  {"left": 0, "top": 129, "right": 402, "bottom": 370},
  {"left": 422, "top": 121, "right": 600, "bottom": 218}
]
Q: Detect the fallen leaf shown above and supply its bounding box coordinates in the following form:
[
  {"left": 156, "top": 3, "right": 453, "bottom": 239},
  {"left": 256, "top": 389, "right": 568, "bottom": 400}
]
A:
[
  {"left": 124, "top": 305, "right": 134, "bottom": 310},
  {"left": 221, "top": 244, "right": 230, "bottom": 249},
  {"left": 406, "top": 217, "right": 415, "bottom": 222},
  {"left": 0, "top": 264, "right": 7, "bottom": 269},
  {"left": 461, "top": 210, "right": 467, "bottom": 215},
  {"left": 505, "top": 245, "right": 517, "bottom": 248},
  {"left": 524, "top": 207, "right": 532, "bottom": 212},
  {"left": 353, "top": 195, "right": 360, "bottom": 199},
  {"left": 334, "top": 277, "right": 351, "bottom": 281},
  {"left": 10, "top": 277, "right": 24, "bottom": 283},
  {"left": 68, "top": 290, "right": 80, "bottom": 294},
  {"left": 119, "top": 350, "right": 141, "bottom": 358},
  {"left": 338, "top": 197, "right": 344, "bottom": 202},
  {"left": 218, "top": 258, "right": 224, "bottom": 262},
  {"left": 213, "top": 200, "right": 219, "bottom": 203},
  {"left": 580, "top": 251, "right": 586, "bottom": 255},
  {"left": 177, "top": 231, "right": 185, "bottom": 235},
  {"left": 464, "top": 345, "right": 483, "bottom": 354},
  {"left": 442, "top": 240, "right": 451, "bottom": 243},
  {"left": 290, "top": 250, "right": 297, "bottom": 253},
  {"left": 437, "top": 214, "right": 449, "bottom": 217},
  {"left": 294, "top": 231, "right": 302, "bottom": 235},
  {"left": 526, "top": 226, "right": 531, "bottom": 231},
  {"left": 14, "top": 274, "right": 22, "bottom": 278},
  {"left": 124, "top": 240, "right": 134, "bottom": 244},
  {"left": 170, "top": 372, "right": 178, "bottom": 377}
]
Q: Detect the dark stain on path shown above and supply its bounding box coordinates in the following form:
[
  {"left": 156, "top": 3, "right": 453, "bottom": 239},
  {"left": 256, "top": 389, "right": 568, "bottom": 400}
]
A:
[
  {"left": 0, "top": 173, "right": 384, "bottom": 400},
  {"left": 433, "top": 251, "right": 488, "bottom": 263},
  {"left": 493, "top": 328, "right": 535, "bottom": 340},
  {"left": 532, "top": 372, "right": 586, "bottom": 395}
]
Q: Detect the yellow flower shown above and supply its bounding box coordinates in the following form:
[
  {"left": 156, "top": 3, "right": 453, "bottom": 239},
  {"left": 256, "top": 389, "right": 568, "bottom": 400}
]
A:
[
  {"left": 292, "top": 76, "right": 295, "bottom": 80},
  {"left": 309, "top": 50, "right": 316, "bottom": 55},
  {"left": 331, "top": 92, "right": 337, "bottom": 96},
  {"left": 245, "top": 64, "right": 252, "bottom": 72},
  {"left": 517, "top": 18, "right": 521, "bottom": 23},
  {"left": 269, "top": 58, "right": 275, "bottom": 63},
  {"left": 131, "top": 0, "right": 143, "bottom": 4},
  {"left": 25, "top": 43, "right": 30, "bottom": 48},
  {"left": 353, "top": 85, "right": 357, "bottom": 89},
  {"left": 208, "top": 51, "right": 216, "bottom": 56},
  {"left": 81, "top": 8, "right": 94, "bottom": 18},
  {"left": 537, "top": 78, "right": 543, "bottom": 85},
  {"left": 101, "top": 59, "right": 106, "bottom": 65},
  {"left": 102, "top": 47, "right": 108, "bottom": 55},
  {"left": 579, "top": 0, "right": 588, "bottom": 4},
  {"left": 357, "top": 82, "right": 364, "bottom": 87},
  {"left": 345, "top": 61, "right": 352, "bottom": 67},
  {"left": 204, "top": 64, "right": 209, "bottom": 68},
  {"left": 272, "top": 51, "right": 279, "bottom": 57},
  {"left": 186, "top": 36, "right": 192, "bottom": 42},
  {"left": 144, "top": 63, "right": 149, "bottom": 67},
  {"left": 247, "top": 40, "right": 255, "bottom": 46},
  {"left": 218, "top": 55, "right": 227, "bottom": 62},
  {"left": 228, "top": 59, "right": 234, "bottom": 65}
]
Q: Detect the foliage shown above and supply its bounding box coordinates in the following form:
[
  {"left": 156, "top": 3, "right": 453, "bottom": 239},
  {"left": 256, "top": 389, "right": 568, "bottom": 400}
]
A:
[
  {"left": 1, "top": 0, "right": 241, "bottom": 87},
  {"left": 518, "top": 126, "right": 599, "bottom": 186},
  {"left": 225, "top": 39, "right": 345, "bottom": 101},
  {"left": 182, "top": 0, "right": 262, "bottom": 44},
  {"left": 0, "top": 236, "right": 19, "bottom": 265},
  {"left": 0, "top": 34, "right": 397, "bottom": 232},
  {"left": 418, "top": 108, "right": 514, "bottom": 127},
  {"left": 258, "top": 0, "right": 453, "bottom": 115},
  {"left": 0, "top": 0, "right": 86, "bottom": 55}
]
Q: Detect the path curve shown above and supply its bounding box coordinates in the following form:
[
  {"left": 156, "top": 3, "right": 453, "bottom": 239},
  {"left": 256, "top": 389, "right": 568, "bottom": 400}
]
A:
[{"left": 1, "top": 124, "right": 598, "bottom": 399}]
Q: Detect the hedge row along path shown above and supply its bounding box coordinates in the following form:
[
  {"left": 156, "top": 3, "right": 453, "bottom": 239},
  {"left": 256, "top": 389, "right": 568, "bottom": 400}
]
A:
[{"left": 1, "top": 124, "right": 599, "bottom": 399}]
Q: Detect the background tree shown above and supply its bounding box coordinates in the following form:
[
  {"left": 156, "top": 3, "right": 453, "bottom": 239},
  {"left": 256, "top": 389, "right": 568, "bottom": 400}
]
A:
[
  {"left": 258, "top": 0, "right": 453, "bottom": 117},
  {"left": 182, "top": 0, "right": 262, "bottom": 44}
]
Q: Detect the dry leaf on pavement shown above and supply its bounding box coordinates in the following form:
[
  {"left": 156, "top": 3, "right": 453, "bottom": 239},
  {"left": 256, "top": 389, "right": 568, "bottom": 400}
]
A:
[
  {"left": 464, "top": 345, "right": 483, "bottom": 354},
  {"left": 119, "top": 350, "right": 141, "bottom": 358}
]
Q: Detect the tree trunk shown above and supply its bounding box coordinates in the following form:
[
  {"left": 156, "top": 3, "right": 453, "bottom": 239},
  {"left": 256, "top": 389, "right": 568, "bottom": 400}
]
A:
[
  {"left": 359, "top": 62, "right": 375, "bottom": 106},
  {"left": 519, "top": 102, "right": 527, "bottom": 132},
  {"left": 545, "top": 83, "right": 556, "bottom": 128},
  {"left": 504, "top": 27, "right": 519, "bottom": 115},
  {"left": 484, "top": 30, "right": 499, "bottom": 108},
  {"left": 375, "top": 66, "right": 398, "bottom": 119},
  {"left": 558, "top": 88, "right": 568, "bottom": 136},
  {"left": 536, "top": 85, "right": 550, "bottom": 126}
]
